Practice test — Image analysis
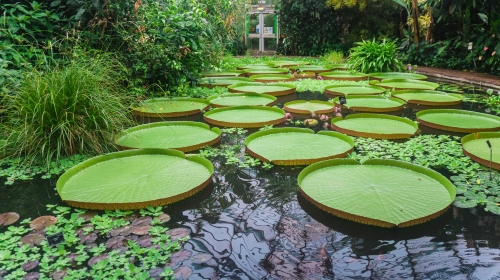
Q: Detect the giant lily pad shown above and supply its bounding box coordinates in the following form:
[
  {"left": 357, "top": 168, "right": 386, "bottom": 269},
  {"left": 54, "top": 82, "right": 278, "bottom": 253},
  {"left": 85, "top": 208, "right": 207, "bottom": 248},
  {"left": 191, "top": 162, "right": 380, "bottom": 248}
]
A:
[
  {"left": 132, "top": 98, "right": 210, "bottom": 118},
  {"left": 243, "top": 68, "right": 289, "bottom": 76},
  {"left": 207, "top": 93, "right": 276, "bottom": 107},
  {"left": 333, "top": 95, "right": 405, "bottom": 113},
  {"left": 375, "top": 79, "right": 439, "bottom": 90},
  {"left": 199, "top": 77, "right": 251, "bottom": 88},
  {"left": 289, "top": 65, "right": 333, "bottom": 74},
  {"left": 115, "top": 122, "right": 221, "bottom": 152},
  {"left": 416, "top": 109, "right": 500, "bottom": 133},
  {"left": 298, "top": 159, "right": 456, "bottom": 227},
  {"left": 293, "top": 72, "right": 316, "bottom": 79},
  {"left": 201, "top": 70, "right": 245, "bottom": 77},
  {"left": 204, "top": 106, "right": 285, "bottom": 128},
  {"left": 249, "top": 74, "right": 295, "bottom": 83},
  {"left": 325, "top": 63, "right": 349, "bottom": 70},
  {"left": 228, "top": 83, "right": 296, "bottom": 96},
  {"left": 56, "top": 149, "right": 214, "bottom": 210},
  {"left": 236, "top": 64, "right": 275, "bottom": 70},
  {"left": 324, "top": 85, "right": 386, "bottom": 98},
  {"left": 245, "top": 128, "right": 354, "bottom": 165},
  {"left": 392, "top": 90, "right": 463, "bottom": 106},
  {"left": 283, "top": 100, "right": 335, "bottom": 115},
  {"left": 320, "top": 71, "right": 368, "bottom": 81},
  {"left": 331, "top": 113, "right": 418, "bottom": 139},
  {"left": 369, "top": 72, "right": 427, "bottom": 81},
  {"left": 266, "top": 61, "right": 310, "bottom": 68},
  {"left": 462, "top": 132, "right": 500, "bottom": 170}
]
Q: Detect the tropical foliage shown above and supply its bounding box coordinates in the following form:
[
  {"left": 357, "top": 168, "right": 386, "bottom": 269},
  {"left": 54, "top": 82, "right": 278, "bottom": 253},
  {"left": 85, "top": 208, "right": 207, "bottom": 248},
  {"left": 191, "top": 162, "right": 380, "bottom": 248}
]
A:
[{"left": 348, "top": 39, "right": 405, "bottom": 73}]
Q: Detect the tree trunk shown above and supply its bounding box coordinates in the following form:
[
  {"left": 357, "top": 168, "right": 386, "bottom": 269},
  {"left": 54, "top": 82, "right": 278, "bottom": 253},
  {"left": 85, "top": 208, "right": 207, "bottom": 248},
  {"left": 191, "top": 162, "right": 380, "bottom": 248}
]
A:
[
  {"left": 426, "top": 8, "right": 434, "bottom": 43},
  {"left": 412, "top": 0, "right": 420, "bottom": 43}
]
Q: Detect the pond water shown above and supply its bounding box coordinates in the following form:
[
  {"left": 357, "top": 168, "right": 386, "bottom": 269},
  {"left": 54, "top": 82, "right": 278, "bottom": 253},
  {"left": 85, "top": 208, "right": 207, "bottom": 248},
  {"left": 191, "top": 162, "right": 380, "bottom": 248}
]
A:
[{"left": 2, "top": 89, "right": 500, "bottom": 279}]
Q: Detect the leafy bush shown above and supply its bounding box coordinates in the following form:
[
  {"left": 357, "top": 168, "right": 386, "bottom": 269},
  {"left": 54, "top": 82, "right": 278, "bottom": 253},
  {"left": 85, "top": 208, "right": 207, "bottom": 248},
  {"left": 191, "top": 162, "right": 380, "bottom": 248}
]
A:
[
  {"left": 320, "top": 51, "right": 345, "bottom": 63},
  {"left": 348, "top": 39, "right": 404, "bottom": 73},
  {"left": 6, "top": 57, "right": 132, "bottom": 164}
]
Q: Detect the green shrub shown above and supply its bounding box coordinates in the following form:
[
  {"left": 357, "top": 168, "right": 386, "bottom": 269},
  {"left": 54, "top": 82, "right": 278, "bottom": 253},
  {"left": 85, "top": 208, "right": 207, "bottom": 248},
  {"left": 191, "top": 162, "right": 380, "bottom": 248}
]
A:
[
  {"left": 6, "top": 57, "right": 132, "bottom": 164},
  {"left": 348, "top": 39, "right": 404, "bottom": 73},
  {"left": 320, "top": 50, "right": 345, "bottom": 63}
]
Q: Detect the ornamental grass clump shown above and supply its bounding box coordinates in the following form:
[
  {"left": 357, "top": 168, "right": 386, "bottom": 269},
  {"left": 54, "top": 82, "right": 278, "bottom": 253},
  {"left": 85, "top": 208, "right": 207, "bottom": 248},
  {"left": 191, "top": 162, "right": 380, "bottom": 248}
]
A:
[
  {"left": 348, "top": 39, "right": 404, "bottom": 73},
  {"left": 7, "top": 58, "right": 132, "bottom": 164}
]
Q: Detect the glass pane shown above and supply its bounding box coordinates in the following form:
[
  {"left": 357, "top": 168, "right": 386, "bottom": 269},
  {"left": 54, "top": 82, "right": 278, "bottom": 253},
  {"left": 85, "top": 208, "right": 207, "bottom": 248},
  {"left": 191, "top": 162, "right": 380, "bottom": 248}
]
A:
[
  {"left": 264, "top": 38, "right": 276, "bottom": 51},
  {"left": 263, "top": 14, "right": 276, "bottom": 37},
  {"left": 247, "top": 38, "right": 260, "bottom": 51},
  {"left": 248, "top": 14, "right": 259, "bottom": 34}
]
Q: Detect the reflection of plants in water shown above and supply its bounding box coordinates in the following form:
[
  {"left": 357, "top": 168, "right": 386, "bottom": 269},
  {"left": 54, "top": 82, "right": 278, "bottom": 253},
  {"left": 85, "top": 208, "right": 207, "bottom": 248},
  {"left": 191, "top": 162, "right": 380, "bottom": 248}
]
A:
[
  {"left": 349, "top": 135, "right": 483, "bottom": 177},
  {"left": 255, "top": 170, "right": 298, "bottom": 209},
  {"left": 451, "top": 171, "right": 500, "bottom": 214}
]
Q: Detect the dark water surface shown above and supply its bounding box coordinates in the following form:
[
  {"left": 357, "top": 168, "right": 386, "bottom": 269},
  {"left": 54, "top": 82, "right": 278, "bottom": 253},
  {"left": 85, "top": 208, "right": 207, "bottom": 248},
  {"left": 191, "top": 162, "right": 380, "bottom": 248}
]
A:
[{"left": 2, "top": 90, "right": 500, "bottom": 279}]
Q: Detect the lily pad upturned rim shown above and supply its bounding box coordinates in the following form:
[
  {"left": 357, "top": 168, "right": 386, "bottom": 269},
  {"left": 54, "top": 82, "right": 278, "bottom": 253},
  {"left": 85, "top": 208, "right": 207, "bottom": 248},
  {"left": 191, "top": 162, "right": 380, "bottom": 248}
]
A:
[
  {"left": 201, "top": 70, "right": 245, "bottom": 77},
  {"left": 199, "top": 77, "right": 251, "bottom": 88},
  {"left": 320, "top": 71, "right": 368, "bottom": 81},
  {"left": 283, "top": 100, "right": 336, "bottom": 115},
  {"left": 298, "top": 158, "right": 456, "bottom": 228},
  {"left": 462, "top": 132, "right": 500, "bottom": 170},
  {"left": 131, "top": 98, "right": 210, "bottom": 118},
  {"left": 228, "top": 82, "right": 296, "bottom": 96},
  {"left": 289, "top": 65, "right": 333, "bottom": 73},
  {"left": 203, "top": 105, "right": 285, "bottom": 128},
  {"left": 266, "top": 61, "right": 311, "bottom": 67},
  {"left": 331, "top": 113, "right": 418, "bottom": 139},
  {"left": 416, "top": 109, "right": 500, "bottom": 133},
  {"left": 368, "top": 72, "right": 428, "bottom": 81},
  {"left": 236, "top": 64, "right": 276, "bottom": 70},
  {"left": 377, "top": 79, "right": 439, "bottom": 90},
  {"left": 56, "top": 149, "right": 214, "bottom": 210},
  {"left": 207, "top": 92, "right": 277, "bottom": 107},
  {"left": 392, "top": 90, "right": 463, "bottom": 106},
  {"left": 333, "top": 95, "right": 406, "bottom": 113},
  {"left": 249, "top": 74, "right": 295, "bottom": 83},
  {"left": 244, "top": 128, "right": 354, "bottom": 165},
  {"left": 324, "top": 85, "right": 386, "bottom": 97},
  {"left": 243, "top": 68, "right": 289, "bottom": 76},
  {"left": 325, "top": 63, "right": 349, "bottom": 69},
  {"left": 115, "top": 121, "right": 221, "bottom": 152},
  {"left": 293, "top": 72, "right": 316, "bottom": 79}
]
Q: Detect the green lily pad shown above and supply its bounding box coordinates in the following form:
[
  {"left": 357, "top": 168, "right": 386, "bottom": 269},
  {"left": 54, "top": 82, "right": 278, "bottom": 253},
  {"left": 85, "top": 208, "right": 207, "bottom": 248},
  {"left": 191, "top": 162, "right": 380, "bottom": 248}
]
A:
[
  {"left": 376, "top": 79, "right": 439, "bottom": 90},
  {"left": 228, "top": 83, "right": 296, "bottom": 96},
  {"left": 56, "top": 149, "right": 214, "bottom": 210},
  {"left": 249, "top": 74, "right": 295, "bottom": 83},
  {"left": 333, "top": 95, "right": 405, "bottom": 113},
  {"left": 325, "top": 63, "right": 349, "bottom": 70},
  {"left": 245, "top": 128, "right": 353, "bottom": 165},
  {"left": 392, "top": 90, "right": 463, "bottom": 106},
  {"left": 289, "top": 65, "right": 333, "bottom": 73},
  {"left": 243, "top": 68, "right": 289, "bottom": 76},
  {"left": 320, "top": 71, "right": 368, "bottom": 81},
  {"left": 203, "top": 106, "right": 285, "bottom": 128},
  {"left": 115, "top": 122, "right": 221, "bottom": 152},
  {"left": 416, "top": 109, "right": 500, "bottom": 133},
  {"left": 293, "top": 72, "right": 316, "bottom": 79},
  {"left": 283, "top": 100, "right": 335, "bottom": 115},
  {"left": 298, "top": 159, "right": 456, "bottom": 227},
  {"left": 453, "top": 197, "right": 478, "bottom": 208},
  {"left": 201, "top": 70, "right": 245, "bottom": 77},
  {"left": 369, "top": 72, "right": 427, "bottom": 80},
  {"left": 462, "top": 132, "right": 500, "bottom": 170},
  {"left": 236, "top": 64, "right": 275, "bottom": 70},
  {"left": 266, "top": 61, "right": 310, "bottom": 67},
  {"left": 331, "top": 113, "right": 418, "bottom": 139},
  {"left": 324, "top": 85, "right": 386, "bottom": 98},
  {"left": 199, "top": 77, "right": 251, "bottom": 88},
  {"left": 207, "top": 93, "right": 277, "bottom": 107},
  {"left": 132, "top": 98, "right": 210, "bottom": 118}
]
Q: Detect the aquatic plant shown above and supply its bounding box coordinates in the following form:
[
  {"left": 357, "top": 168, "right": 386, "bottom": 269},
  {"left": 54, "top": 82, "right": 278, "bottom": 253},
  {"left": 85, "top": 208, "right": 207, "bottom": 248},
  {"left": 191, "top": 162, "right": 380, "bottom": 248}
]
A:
[{"left": 451, "top": 171, "right": 500, "bottom": 214}]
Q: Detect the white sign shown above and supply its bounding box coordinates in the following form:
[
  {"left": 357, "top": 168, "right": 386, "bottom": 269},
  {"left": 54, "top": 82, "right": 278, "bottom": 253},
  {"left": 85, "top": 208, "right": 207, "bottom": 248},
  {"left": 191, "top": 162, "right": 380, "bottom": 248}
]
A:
[
  {"left": 468, "top": 42, "right": 473, "bottom": 50},
  {"left": 255, "top": 25, "right": 260, "bottom": 33},
  {"left": 264, "top": 27, "right": 273, "bottom": 34}
]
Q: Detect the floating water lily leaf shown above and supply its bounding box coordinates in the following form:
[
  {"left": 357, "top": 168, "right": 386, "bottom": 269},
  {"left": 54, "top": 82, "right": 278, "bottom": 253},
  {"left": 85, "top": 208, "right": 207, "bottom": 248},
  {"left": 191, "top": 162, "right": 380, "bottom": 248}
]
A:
[
  {"left": 78, "top": 232, "right": 97, "bottom": 244},
  {"left": 23, "top": 272, "right": 41, "bottom": 280},
  {"left": 156, "top": 213, "right": 171, "bottom": 223},
  {"left": 320, "top": 71, "right": 368, "bottom": 81},
  {"left": 289, "top": 65, "right": 333, "bottom": 73},
  {"left": 132, "top": 216, "right": 152, "bottom": 227},
  {"left": 116, "top": 122, "right": 221, "bottom": 152},
  {"left": 88, "top": 254, "right": 108, "bottom": 267},
  {"left": 132, "top": 226, "right": 151, "bottom": 235},
  {"left": 331, "top": 113, "right": 418, "bottom": 139},
  {"left": 136, "top": 235, "right": 152, "bottom": 248},
  {"left": 166, "top": 250, "right": 192, "bottom": 267},
  {"left": 266, "top": 61, "right": 309, "bottom": 67},
  {"left": 22, "top": 260, "right": 39, "bottom": 272},
  {"left": 249, "top": 74, "right": 295, "bottom": 83},
  {"left": 174, "top": 266, "right": 193, "bottom": 279},
  {"left": 236, "top": 64, "right": 275, "bottom": 70},
  {"left": 166, "top": 228, "right": 191, "bottom": 241},
  {"left": 298, "top": 159, "right": 456, "bottom": 227},
  {"left": 324, "top": 85, "right": 385, "bottom": 98},
  {"left": 243, "top": 68, "right": 289, "bottom": 76},
  {"left": 131, "top": 98, "right": 210, "bottom": 118},
  {"left": 369, "top": 72, "right": 427, "bottom": 80},
  {"left": 109, "top": 226, "right": 134, "bottom": 237},
  {"left": 50, "top": 269, "right": 67, "bottom": 280},
  {"left": 376, "top": 79, "right": 439, "bottom": 90},
  {"left": 325, "top": 63, "right": 349, "bottom": 70},
  {"left": 77, "top": 211, "right": 97, "bottom": 222},
  {"left": 199, "top": 77, "right": 251, "bottom": 88},
  {"left": 392, "top": 90, "right": 463, "bottom": 106},
  {"left": 228, "top": 83, "right": 296, "bottom": 96},
  {"left": 293, "top": 72, "right": 316, "bottom": 79},
  {"left": 245, "top": 128, "right": 354, "bottom": 165},
  {"left": 417, "top": 109, "right": 500, "bottom": 133},
  {"left": 453, "top": 197, "right": 478, "bottom": 208},
  {"left": 56, "top": 149, "right": 214, "bottom": 210},
  {"left": 204, "top": 106, "right": 285, "bottom": 128},
  {"left": 192, "top": 253, "right": 213, "bottom": 264},
  {"left": 207, "top": 93, "right": 277, "bottom": 107},
  {"left": 462, "top": 132, "right": 500, "bottom": 170},
  {"left": 30, "top": 216, "right": 57, "bottom": 230},
  {"left": 283, "top": 100, "right": 335, "bottom": 115},
  {"left": 20, "top": 233, "right": 45, "bottom": 247},
  {"left": 201, "top": 70, "right": 245, "bottom": 77},
  {"left": 0, "top": 212, "right": 19, "bottom": 226},
  {"left": 333, "top": 95, "right": 405, "bottom": 113},
  {"left": 106, "top": 236, "right": 126, "bottom": 249}
]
